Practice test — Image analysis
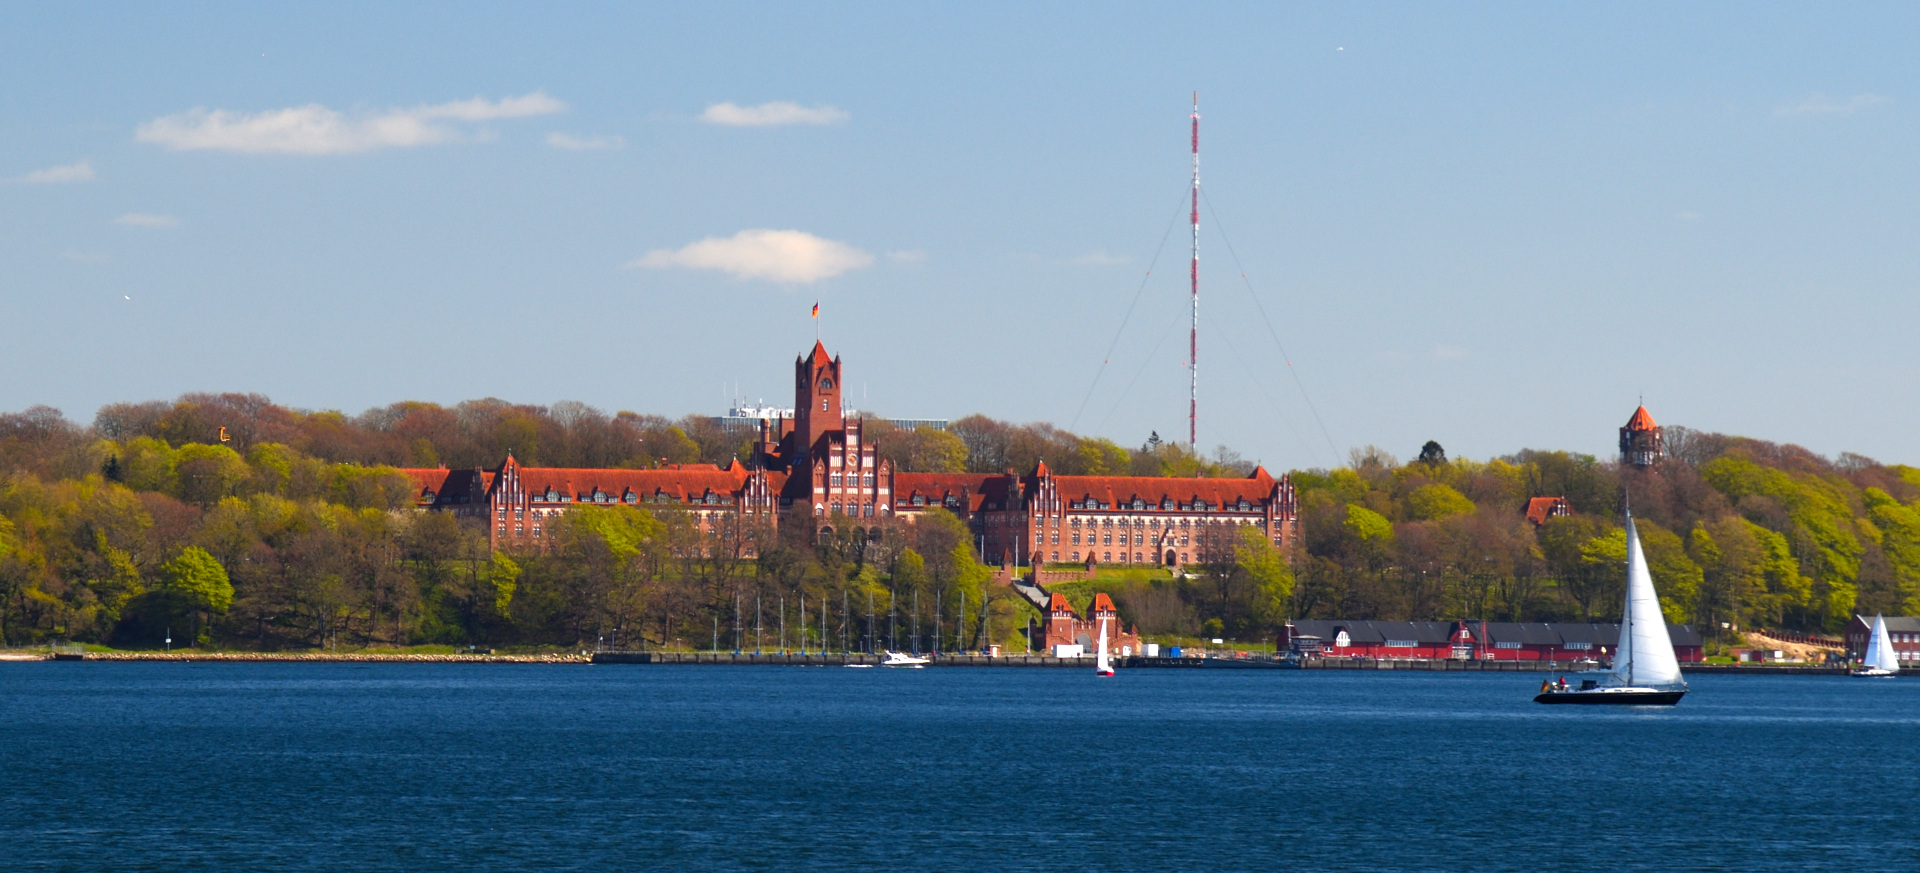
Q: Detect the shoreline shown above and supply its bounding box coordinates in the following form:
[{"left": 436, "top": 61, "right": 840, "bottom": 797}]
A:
[
  {"left": 8, "top": 651, "right": 588, "bottom": 664},
  {"left": 0, "top": 651, "right": 1869, "bottom": 674}
]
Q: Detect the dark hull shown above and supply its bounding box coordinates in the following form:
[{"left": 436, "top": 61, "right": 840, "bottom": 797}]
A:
[{"left": 1534, "top": 689, "right": 1685, "bottom": 705}]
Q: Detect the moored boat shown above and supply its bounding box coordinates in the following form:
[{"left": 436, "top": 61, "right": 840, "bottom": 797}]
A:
[{"left": 880, "top": 650, "right": 929, "bottom": 668}]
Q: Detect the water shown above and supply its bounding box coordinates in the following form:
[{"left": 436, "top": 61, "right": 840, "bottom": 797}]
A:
[{"left": 2, "top": 664, "right": 1916, "bottom": 871}]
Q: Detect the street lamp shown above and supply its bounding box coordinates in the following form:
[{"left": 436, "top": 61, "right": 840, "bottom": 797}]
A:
[{"left": 164, "top": 627, "right": 172, "bottom": 653}]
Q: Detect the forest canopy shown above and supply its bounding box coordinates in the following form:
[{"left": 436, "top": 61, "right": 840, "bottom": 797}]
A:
[{"left": 3, "top": 393, "right": 1916, "bottom": 650}]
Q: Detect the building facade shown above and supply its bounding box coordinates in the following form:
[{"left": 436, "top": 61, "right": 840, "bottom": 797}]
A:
[
  {"left": 400, "top": 341, "right": 1299, "bottom": 562},
  {"left": 1041, "top": 592, "right": 1142, "bottom": 656}
]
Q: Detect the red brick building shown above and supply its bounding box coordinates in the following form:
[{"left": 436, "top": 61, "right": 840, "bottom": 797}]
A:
[
  {"left": 402, "top": 341, "right": 1299, "bottom": 561},
  {"left": 1281, "top": 619, "right": 1704, "bottom": 662},
  {"left": 1041, "top": 592, "right": 1142, "bottom": 656}
]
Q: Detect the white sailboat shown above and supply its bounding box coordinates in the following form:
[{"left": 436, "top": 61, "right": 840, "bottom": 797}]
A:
[
  {"left": 1536, "top": 508, "right": 1688, "bottom": 705},
  {"left": 1094, "top": 614, "right": 1115, "bottom": 677},
  {"left": 1853, "top": 614, "right": 1900, "bottom": 677}
]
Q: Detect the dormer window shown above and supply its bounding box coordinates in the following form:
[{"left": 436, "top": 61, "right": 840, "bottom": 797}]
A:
[
  {"left": 912, "top": 495, "right": 926, "bottom": 506},
  {"left": 944, "top": 496, "right": 959, "bottom": 507},
  {"left": 545, "top": 489, "right": 559, "bottom": 501},
  {"left": 624, "top": 493, "right": 638, "bottom": 504}
]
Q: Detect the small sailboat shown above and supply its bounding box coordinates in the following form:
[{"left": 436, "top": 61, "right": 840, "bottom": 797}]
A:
[
  {"left": 1853, "top": 614, "right": 1900, "bottom": 677},
  {"left": 880, "top": 650, "right": 929, "bottom": 668},
  {"left": 1536, "top": 507, "right": 1687, "bottom": 705},
  {"left": 1094, "top": 614, "right": 1115, "bottom": 677}
]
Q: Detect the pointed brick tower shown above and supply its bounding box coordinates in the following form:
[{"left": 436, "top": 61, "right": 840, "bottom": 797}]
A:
[
  {"left": 1620, "top": 405, "right": 1664, "bottom": 468},
  {"left": 793, "top": 341, "right": 844, "bottom": 458}
]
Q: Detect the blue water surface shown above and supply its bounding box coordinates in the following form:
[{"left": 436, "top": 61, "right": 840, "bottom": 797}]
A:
[{"left": 1, "top": 663, "right": 1915, "bottom": 871}]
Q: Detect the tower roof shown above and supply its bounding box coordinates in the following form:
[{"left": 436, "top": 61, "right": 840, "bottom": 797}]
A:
[
  {"left": 805, "top": 340, "right": 832, "bottom": 364},
  {"left": 1624, "top": 405, "right": 1657, "bottom": 431}
]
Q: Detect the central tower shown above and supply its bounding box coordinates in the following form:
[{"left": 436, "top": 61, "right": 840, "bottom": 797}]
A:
[{"left": 794, "top": 341, "right": 844, "bottom": 453}]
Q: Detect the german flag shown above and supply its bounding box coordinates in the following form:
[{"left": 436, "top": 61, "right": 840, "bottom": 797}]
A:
[{"left": 810, "top": 302, "right": 819, "bottom": 319}]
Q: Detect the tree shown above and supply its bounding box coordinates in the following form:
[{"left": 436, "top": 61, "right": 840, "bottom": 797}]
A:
[
  {"left": 1416, "top": 440, "right": 1447, "bottom": 466},
  {"left": 1233, "top": 525, "right": 1294, "bottom": 631},
  {"left": 1407, "top": 484, "right": 1475, "bottom": 521},
  {"left": 158, "top": 546, "right": 231, "bottom": 646}
]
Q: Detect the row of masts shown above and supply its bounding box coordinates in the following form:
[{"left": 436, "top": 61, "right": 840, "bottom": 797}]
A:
[{"left": 698, "top": 591, "right": 1004, "bottom": 655}]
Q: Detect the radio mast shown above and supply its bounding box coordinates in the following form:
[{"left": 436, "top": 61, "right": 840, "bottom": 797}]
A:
[{"left": 1188, "top": 93, "right": 1200, "bottom": 449}]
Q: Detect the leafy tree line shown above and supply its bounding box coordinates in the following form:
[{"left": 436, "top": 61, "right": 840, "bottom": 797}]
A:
[
  {"left": 6, "top": 399, "right": 1918, "bottom": 648},
  {"left": 26, "top": 392, "right": 1260, "bottom": 478},
  {"left": 1283, "top": 434, "right": 1920, "bottom": 639}
]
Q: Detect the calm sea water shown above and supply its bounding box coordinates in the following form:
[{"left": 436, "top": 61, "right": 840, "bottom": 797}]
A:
[{"left": 2, "top": 663, "right": 1915, "bottom": 871}]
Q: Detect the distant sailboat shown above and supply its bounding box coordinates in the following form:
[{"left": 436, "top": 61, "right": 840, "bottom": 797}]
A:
[
  {"left": 1536, "top": 508, "right": 1687, "bottom": 705},
  {"left": 1095, "top": 614, "right": 1115, "bottom": 677},
  {"left": 1854, "top": 614, "right": 1900, "bottom": 678}
]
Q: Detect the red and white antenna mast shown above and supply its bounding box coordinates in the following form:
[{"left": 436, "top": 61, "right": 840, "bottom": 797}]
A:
[{"left": 1188, "top": 92, "right": 1200, "bottom": 449}]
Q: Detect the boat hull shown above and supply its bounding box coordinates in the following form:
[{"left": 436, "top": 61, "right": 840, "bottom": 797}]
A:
[
  {"left": 1850, "top": 668, "right": 1898, "bottom": 678},
  {"left": 1534, "top": 688, "right": 1685, "bottom": 705}
]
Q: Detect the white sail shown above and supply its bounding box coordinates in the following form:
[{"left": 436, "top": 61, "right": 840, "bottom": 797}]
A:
[
  {"left": 1612, "top": 514, "right": 1685, "bottom": 688},
  {"left": 1865, "top": 614, "right": 1901, "bottom": 673},
  {"left": 1094, "top": 616, "right": 1112, "bottom": 674}
]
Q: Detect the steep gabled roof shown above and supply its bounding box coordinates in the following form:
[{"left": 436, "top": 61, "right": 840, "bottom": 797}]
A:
[
  {"left": 1624, "top": 405, "right": 1658, "bottom": 431},
  {"left": 1525, "top": 496, "right": 1572, "bottom": 526},
  {"left": 393, "top": 468, "right": 453, "bottom": 504},
  {"left": 1048, "top": 593, "right": 1074, "bottom": 615}
]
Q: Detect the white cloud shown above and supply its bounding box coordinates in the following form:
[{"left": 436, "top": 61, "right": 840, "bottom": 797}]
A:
[
  {"left": 1069, "top": 250, "right": 1132, "bottom": 266},
  {"left": 629, "top": 229, "right": 873, "bottom": 283},
  {"left": 886, "top": 249, "right": 927, "bottom": 263},
  {"left": 114, "top": 213, "right": 178, "bottom": 228},
  {"left": 15, "top": 160, "right": 94, "bottom": 183},
  {"left": 1774, "top": 93, "right": 1888, "bottom": 117},
  {"left": 1433, "top": 344, "right": 1469, "bottom": 361},
  {"left": 135, "top": 92, "right": 565, "bottom": 154},
  {"left": 546, "top": 132, "right": 625, "bottom": 151},
  {"left": 699, "top": 101, "right": 849, "bottom": 127}
]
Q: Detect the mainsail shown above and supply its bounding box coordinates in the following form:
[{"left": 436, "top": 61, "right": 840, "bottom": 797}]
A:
[
  {"left": 1094, "top": 615, "right": 1112, "bottom": 675},
  {"left": 1611, "top": 513, "right": 1685, "bottom": 688},
  {"left": 1865, "top": 613, "right": 1901, "bottom": 673}
]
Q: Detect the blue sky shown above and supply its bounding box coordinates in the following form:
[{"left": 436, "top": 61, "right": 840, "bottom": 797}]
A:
[{"left": 4, "top": 2, "right": 1917, "bottom": 470}]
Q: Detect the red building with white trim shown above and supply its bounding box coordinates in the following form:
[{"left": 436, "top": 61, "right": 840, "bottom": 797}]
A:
[{"left": 401, "top": 342, "right": 1300, "bottom": 562}]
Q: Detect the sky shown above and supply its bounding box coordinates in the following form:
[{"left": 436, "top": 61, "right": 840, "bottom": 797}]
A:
[{"left": 4, "top": 2, "right": 1919, "bottom": 471}]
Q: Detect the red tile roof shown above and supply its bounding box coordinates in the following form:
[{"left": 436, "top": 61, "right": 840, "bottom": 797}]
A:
[
  {"left": 1048, "top": 593, "right": 1074, "bottom": 614},
  {"left": 1525, "top": 496, "right": 1572, "bottom": 526},
  {"left": 1624, "top": 405, "right": 1657, "bottom": 431},
  {"left": 392, "top": 468, "right": 452, "bottom": 504},
  {"left": 893, "top": 473, "right": 1010, "bottom": 513},
  {"left": 1048, "top": 468, "right": 1278, "bottom": 510},
  {"left": 512, "top": 464, "right": 756, "bottom": 503},
  {"left": 1092, "top": 592, "right": 1117, "bottom": 615}
]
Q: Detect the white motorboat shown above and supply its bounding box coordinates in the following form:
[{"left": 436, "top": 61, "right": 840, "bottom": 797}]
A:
[
  {"left": 880, "top": 650, "right": 929, "bottom": 668},
  {"left": 1853, "top": 613, "right": 1900, "bottom": 677},
  {"left": 1536, "top": 507, "right": 1687, "bottom": 705}
]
